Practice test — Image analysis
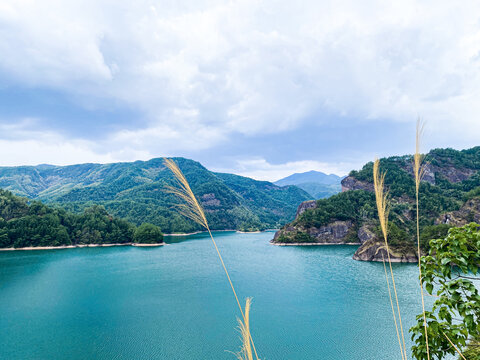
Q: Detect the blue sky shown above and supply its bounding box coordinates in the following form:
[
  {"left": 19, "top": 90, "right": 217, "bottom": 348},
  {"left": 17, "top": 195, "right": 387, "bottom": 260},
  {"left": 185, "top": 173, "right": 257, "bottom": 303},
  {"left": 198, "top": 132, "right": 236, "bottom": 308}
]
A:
[{"left": 0, "top": 0, "right": 479, "bottom": 181}]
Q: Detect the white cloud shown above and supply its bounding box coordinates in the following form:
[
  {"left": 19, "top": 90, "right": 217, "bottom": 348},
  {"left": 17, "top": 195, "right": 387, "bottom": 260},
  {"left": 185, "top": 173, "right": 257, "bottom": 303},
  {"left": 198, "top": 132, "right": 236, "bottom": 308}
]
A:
[
  {"left": 215, "top": 158, "right": 356, "bottom": 182},
  {"left": 1, "top": 0, "right": 480, "bottom": 145},
  {"left": 0, "top": 119, "right": 152, "bottom": 166},
  {"left": 0, "top": 0, "right": 480, "bottom": 168}
]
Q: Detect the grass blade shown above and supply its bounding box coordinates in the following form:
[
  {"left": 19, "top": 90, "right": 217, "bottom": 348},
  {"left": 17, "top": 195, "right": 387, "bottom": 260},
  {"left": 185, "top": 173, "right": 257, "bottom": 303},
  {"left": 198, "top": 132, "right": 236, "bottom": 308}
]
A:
[{"left": 163, "top": 158, "right": 260, "bottom": 360}]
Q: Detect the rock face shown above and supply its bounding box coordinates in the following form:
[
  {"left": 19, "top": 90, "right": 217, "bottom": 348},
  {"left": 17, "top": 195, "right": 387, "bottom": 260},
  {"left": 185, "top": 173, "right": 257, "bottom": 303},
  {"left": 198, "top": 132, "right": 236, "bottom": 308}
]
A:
[
  {"left": 357, "top": 224, "right": 376, "bottom": 244},
  {"left": 402, "top": 163, "right": 436, "bottom": 185},
  {"left": 434, "top": 166, "right": 476, "bottom": 183},
  {"left": 353, "top": 223, "right": 417, "bottom": 262},
  {"left": 353, "top": 240, "right": 418, "bottom": 263},
  {"left": 200, "top": 193, "right": 221, "bottom": 207},
  {"left": 436, "top": 198, "right": 480, "bottom": 226},
  {"left": 305, "top": 221, "right": 354, "bottom": 243},
  {"left": 403, "top": 162, "right": 476, "bottom": 184},
  {"left": 272, "top": 220, "right": 356, "bottom": 244},
  {"left": 296, "top": 200, "right": 317, "bottom": 218},
  {"left": 341, "top": 176, "right": 374, "bottom": 192}
]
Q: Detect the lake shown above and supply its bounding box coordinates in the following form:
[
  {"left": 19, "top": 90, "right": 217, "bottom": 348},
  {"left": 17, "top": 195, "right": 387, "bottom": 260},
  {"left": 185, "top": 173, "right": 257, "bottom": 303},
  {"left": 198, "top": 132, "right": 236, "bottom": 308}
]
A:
[{"left": 0, "top": 231, "right": 432, "bottom": 359}]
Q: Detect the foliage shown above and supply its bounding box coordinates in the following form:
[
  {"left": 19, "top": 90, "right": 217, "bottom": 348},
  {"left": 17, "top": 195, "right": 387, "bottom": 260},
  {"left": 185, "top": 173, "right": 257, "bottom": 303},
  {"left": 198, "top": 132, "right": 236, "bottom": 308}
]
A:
[
  {"left": 292, "top": 190, "right": 376, "bottom": 228},
  {"left": 0, "top": 189, "right": 143, "bottom": 248},
  {"left": 419, "top": 224, "right": 451, "bottom": 251},
  {"left": 410, "top": 223, "right": 480, "bottom": 359},
  {"left": 134, "top": 223, "right": 163, "bottom": 244}
]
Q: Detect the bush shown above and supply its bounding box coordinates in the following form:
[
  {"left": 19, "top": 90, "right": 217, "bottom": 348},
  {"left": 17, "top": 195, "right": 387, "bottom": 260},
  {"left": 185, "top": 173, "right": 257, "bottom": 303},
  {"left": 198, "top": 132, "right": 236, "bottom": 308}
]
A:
[{"left": 134, "top": 223, "right": 164, "bottom": 244}]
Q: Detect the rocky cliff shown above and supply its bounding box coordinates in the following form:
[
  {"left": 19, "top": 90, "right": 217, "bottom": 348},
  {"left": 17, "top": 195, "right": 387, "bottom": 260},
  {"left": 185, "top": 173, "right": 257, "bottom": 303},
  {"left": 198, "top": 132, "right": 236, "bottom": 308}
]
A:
[
  {"left": 341, "top": 176, "right": 374, "bottom": 192},
  {"left": 272, "top": 146, "right": 480, "bottom": 262},
  {"left": 435, "top": 198, "right": 480, "bottom": 226},
  {"left": 273, "top": 217, "right": 357, "bottom": 244},
  {"left": 352, "top": 239, "right": 418, "bottom": 262}
]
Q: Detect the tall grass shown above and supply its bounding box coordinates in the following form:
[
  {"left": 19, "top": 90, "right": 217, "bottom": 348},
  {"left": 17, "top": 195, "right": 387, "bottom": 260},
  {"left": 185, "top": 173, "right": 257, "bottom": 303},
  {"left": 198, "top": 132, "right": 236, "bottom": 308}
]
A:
[
  {"left": 163, "top": 158, "right": 260, "bottom": 360},
  {"left": 373, "top": 159, "right": 407, "bottom": 360},
  {"left": 235, "top": 298, "right": 254, "bottom": 360},
  {"left": 414, "top": 120, "right": 430, "bottom": 360},
  {"left": 413, "top": 125, "right": 467, "bottom": 360}
]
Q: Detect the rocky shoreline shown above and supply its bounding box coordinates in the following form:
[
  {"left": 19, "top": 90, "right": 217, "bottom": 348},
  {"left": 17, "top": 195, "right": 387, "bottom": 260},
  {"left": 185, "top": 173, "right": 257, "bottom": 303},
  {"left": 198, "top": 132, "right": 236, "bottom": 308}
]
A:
[
  {"left": 271, "top": 235, "right": 418, "bottom": 262},
  {"left": 271, "top": 241, "right": 360, "bottom": 246},
  {"left": 272, "top": 199, "right": 420, "bottom": 262}
]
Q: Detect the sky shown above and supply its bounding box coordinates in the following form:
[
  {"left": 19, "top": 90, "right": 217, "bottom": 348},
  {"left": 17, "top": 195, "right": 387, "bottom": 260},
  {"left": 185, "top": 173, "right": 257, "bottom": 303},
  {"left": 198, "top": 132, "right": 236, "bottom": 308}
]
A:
[{"left": 1, "top": 0, "right": 480, "bottom": 181}]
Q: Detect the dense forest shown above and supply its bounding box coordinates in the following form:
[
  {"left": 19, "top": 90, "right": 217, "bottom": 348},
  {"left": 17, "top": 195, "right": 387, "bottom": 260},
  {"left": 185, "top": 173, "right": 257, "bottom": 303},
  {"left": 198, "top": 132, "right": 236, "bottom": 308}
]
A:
[
  {"left": 0, "top": 158, "right": 311, "bottom": 233},
  {"left": 275, "top": 146, "right": 480, "bottom": 250},
  {"left": 0, "top": 189, "right": 163, "bottom": 248}
]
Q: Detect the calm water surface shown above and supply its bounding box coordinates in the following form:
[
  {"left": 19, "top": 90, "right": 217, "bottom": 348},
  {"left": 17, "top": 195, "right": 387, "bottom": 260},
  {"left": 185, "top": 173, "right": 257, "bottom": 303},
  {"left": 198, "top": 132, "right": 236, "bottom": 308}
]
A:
[{"left": 0, "top": 231, "right": 432, "bottom": 359}]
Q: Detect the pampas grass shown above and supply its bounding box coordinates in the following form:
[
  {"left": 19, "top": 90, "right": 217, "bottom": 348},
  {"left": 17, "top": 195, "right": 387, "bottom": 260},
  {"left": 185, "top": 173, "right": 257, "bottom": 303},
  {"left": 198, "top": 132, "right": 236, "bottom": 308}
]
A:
[
  {"left": 163, "top": 158, "right": 260, "bottom": 360},
  {"left": 414, "top": 119, "right": 430, "bottom": 360},
  {"left": 235, "top": 298, "right": 254, "bottom": 360},
  {"left": 373, "top": 159, "right": 407, "bottom": 360},
  {"left": 413, "top": 124, "right": 467, "bottom": 360}
]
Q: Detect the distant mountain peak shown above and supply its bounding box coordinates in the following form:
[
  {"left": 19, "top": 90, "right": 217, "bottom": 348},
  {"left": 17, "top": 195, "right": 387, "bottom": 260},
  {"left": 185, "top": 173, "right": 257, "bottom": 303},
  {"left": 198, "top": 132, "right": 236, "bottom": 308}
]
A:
[
  {"left": 274, "top": 170, "right": 342, "bottom": 186},
  {"left": 274, "top": 170, "right": 343, "bottom": 199}
]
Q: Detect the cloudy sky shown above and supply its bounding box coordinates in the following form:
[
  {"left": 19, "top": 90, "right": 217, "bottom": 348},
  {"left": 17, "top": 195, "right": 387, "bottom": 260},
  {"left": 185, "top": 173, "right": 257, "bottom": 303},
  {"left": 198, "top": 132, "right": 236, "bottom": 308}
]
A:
[{"left": 1, "top": 0, "right": 479, "bottom": 181}]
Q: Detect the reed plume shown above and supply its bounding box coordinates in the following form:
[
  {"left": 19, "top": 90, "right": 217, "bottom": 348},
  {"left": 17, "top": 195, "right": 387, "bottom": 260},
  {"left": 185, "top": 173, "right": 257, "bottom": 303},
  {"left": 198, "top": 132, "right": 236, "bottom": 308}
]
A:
[
  {"left": 235, "top": 298, "right": 254, "bottom": 360},
  {"left": 414, "top": 119, "right": 430, "bottom": 360},
  {"left": 373, "top": 159, "right": 407, "bottom": 360},
  {"left": 163, "top": 158, "right": 260, "bottom": 360}
]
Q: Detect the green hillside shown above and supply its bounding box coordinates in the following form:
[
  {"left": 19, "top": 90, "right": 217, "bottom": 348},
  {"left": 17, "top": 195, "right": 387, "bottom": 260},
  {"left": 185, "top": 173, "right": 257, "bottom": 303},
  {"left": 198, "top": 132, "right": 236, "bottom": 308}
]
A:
[
  {"left": 0, "top": 158, "right": 312, "bottom": 233},
  {"left": 273, "top": 146, "right": 480, "bottom": 260}
]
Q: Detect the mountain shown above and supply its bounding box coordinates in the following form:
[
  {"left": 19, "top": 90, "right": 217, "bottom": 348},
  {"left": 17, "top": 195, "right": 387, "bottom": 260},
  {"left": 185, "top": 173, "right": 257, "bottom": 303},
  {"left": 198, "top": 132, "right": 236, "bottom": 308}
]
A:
[
  {"left": 272, "top": 146, "right": 480, "bottom": 262},
  {"left": 274, "top": 170, "right": 343, "bottom": 199},
  {"left": 0, "top": 158, "right": 312, "bottom": 233}
]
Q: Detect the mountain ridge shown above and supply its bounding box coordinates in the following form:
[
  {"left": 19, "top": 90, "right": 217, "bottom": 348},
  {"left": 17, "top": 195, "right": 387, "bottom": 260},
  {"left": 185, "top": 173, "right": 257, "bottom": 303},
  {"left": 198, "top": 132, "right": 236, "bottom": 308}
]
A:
[
  {"left": 274, "top": 170, "right": 343, "bottom": 199},
  {"left": 0, "top": 157, "right": 312, "bottom": 233}
]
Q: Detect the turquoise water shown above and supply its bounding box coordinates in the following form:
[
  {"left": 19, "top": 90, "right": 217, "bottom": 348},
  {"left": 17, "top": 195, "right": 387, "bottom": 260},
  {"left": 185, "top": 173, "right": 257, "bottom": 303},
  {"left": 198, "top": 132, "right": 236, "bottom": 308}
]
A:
[{"left": 0, "top": 231, "right": 431, "bottom": 359}]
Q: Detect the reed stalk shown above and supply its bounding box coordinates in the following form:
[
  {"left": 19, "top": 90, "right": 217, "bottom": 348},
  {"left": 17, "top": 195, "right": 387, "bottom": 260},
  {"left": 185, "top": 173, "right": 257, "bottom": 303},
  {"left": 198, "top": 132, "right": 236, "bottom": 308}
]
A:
[
  {"left": 163, "top": 158, "right": 260, "bottom": 360},
  {"left": 235, "top": 298, "right": 254, "bottom": 360},
  {"left": 382, "top": 253, "right": 405, "bottom": 360},
  {"left": 373, "top": 159, "right": 407, "bottom": 360},
  {"left": 414, "top": 119, "right": 430, "bottom": 360},
  {"left": 442, "top": 331, "right": 467, "bottom": 360}
]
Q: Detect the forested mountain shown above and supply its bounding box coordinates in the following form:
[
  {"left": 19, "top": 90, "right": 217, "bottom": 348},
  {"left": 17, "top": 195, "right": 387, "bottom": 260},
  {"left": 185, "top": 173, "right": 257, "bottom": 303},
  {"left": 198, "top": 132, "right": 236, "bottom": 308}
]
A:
[
  {"left": 0, "top": 158, "right": 312, "bottom": 233},
  {"left": 273, "top": 146, "right": 480, "bottom": 262},
  {"left": 0, "top": 189, "right": 163, "bottom": 248},
  {"left": 274, "top": 170, "right": 342, "bottom": 198}
]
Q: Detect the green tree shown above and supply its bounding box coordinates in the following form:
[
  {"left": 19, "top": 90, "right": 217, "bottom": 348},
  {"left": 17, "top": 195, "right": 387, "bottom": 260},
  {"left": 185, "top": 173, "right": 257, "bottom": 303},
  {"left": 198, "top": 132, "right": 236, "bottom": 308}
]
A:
[
  {"left": 410, "top": 223, "right": 480, "bottom": 359},
  {"left": 134, "top": 223, "right": 164, "bottom": 244}
]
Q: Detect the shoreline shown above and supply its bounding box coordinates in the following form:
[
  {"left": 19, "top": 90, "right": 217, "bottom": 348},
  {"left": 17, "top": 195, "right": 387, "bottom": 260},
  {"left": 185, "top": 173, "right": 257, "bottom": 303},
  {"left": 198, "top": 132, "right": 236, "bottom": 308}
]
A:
[
  {"left": 0, "top": 230, "right": 277, "bottom": 251},
  {"left": 270, "top": 242, "right": 361, "bottom": 246},
  {"left": 164, "top": 229, "right": 277, "bottom": 236},
  {"left": 0, "top": 242, "right": 166, "bottom": 251}
]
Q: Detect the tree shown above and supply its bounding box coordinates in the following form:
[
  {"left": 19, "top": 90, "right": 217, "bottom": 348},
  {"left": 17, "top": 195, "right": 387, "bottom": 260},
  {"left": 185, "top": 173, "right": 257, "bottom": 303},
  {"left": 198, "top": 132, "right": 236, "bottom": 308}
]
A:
[
  {"left": 410, "top": 223, "right": 480, "bottom": 359},
  {"left": 134, "top": 223, "right": 164, "bottom": 244}
]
